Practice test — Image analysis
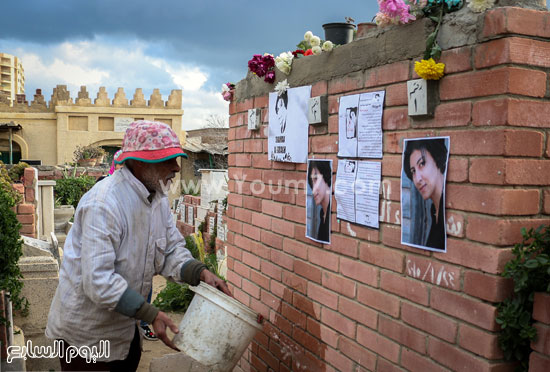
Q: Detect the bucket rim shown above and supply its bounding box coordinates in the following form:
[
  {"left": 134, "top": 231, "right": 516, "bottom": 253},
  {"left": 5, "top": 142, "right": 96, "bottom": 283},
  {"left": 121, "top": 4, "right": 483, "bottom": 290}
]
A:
[
  {"left": 322, "top": 22, "right": 356, "bottom": 29},
  {"left": 190, "top": 282, "right": 263, "bottom": 330}
]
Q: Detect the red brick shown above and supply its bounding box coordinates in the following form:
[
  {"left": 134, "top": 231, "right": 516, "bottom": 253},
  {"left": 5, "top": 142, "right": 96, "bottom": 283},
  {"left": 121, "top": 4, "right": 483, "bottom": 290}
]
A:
[
  {"left": 242, "top": 251, "right": 261, "bottom": 270},
  {"left": 282, "top": 238, "right": 308, "bottom": 260},
  {"left": 328, "top": 71, "right": 364, "bottom": 94},
  {"left": 356, "top": 325, "right": 400, "bottom": 363},
  {"left": 380, "top": 271, "right": 429, "bottom": 306},
  {"left": 242, "top": 223, "right": 261, "bottom": 241},
  {"left": 17, "top": 203, "right": 35, "bottom": 214},
  {"left": 235, "top": 98, "right": 254, "bottom": 113},
  {"left": 261, "top": 200, "right": 282, "bottom": 217},
  {"left": 20, "top": 223, "right": 35, "bottom": 234},
  {"left": 283, "top": 205, "right": 304, "bottom": 224},
  {"left": 229, "top": 112, "right": 244, "bottom": 127},
  {"left": 359, "top": 243, "right": 404, "bottom": 273},
  {"left": 533, "top": 292, "right": 550, "bottom": 324},
  {"left": 544, "top": 190, "right": 550, "bottom": 214},
  {"left": 310, "top": 135, "right": 338, "bottom": 153},
  {"left": 482, "top": 7, "right": 550, "bottom": 39},
  {"left": 412, "top": 101, "right": 471, "bottom": 129},
  {"left": 431, "top": 287, "right": 498, "bottom": 331},
  {"left": 16, "top": 214, "right": 34, "bottom": 224},
  {"left": 435, "top": 239, "right": 511, "bottom": 274},
  {"left": 338, "top": 337, "right": 377, "bottom": 370},
  {"left": 339, "top": 256, "right": 378, "bottom": 287},
  {"left": 251, "top": 154, "right": 271, "bottom": 169},
  {"left": 321, "top": 271, "right": 356, "bottom": 298},
  {"left": 379, "top": 316, "right": 427, "bottom": 354},
  {"left": 242, "top": 196, "right": 262, "bottom": 212},
  {"left": 532, "top": 323, "right": 550, "bottom": 355},
  {"left": 234, "top": 207, "right": 252, "bottom": 224},
  {"left": 281, "top": 270, "right": 306, "bottom": 294},
  {"left": 475, "top": 37, "right": 550, "bottom": 69},
  {"left": 383, "top": 107, "right": 410, "bottom": 130},
  {"left": 381, "top": 224, "right": 431, "bottom": 256},
  {"left": 401, "top": 348, "right": 448, "bottom": 372},
  {"left": 465, "top": 217, "right": 550, "bottom": 246},
  {"left": 385, "top": 83, "right": 407, "bottom": 107},
  {"left": 233, "top": 287, "right": 251, "bottom": 307},
  {"left": 306, "top": 317, "right": 338, "bottom": 348},
  {"left": 474, "top": 98, "right": 550, "bottom": 128},
  {"left": 23, "top": 167, "right": 35, "bottom": 187},
  {"left": 365, "top": 61, "right": 410, "bottom": 88},
  {"left": 446, "top": 211, "right": 465, "bottom": 238},
  {"left": 405, "top": 255, "right": 460, "bottom": 291},
  {"left": 242, "top": 279, "right": 261, "bottom": 299},
  {"left": 384, "top": 130, "right": 436, "bottom": 154},
  {"left": 463, "top": 271, "right": 513, "bottom": 303},
  {"left": 322, "top": 307, "right": 356, "bottom": 338},
  {"left": 311, "top": 80, "right": 327, "bottom": 97},
  {"left": 505, "top": 159, "right": 550, "bottom": 185},
  {"left": 440, "top": 67, "right": 546, "bottom": 100},
  {"left": 270, "top": 280, "right": 292, "bottom": 302},
  {"left": 381, "top": 155, "right": 402, "bottom": 177},
  {"left": 338, "top": 296, "right": 378, "bottom": 329},
  {"left": 379, "top": 199, "right": 401, "bottom": 226},
  {"left": 341, "top": 222, "right": 381, "bottom": 242},
  {"left": 243, "top": 139, "right": 263, "bottom": 153},
  {"left": 242, "top": 168, "right": 263, "bottom": 183},
  {"left": 12, "top": 183, "right": 24, "bottom": 194},
  {"left": 328, "top": 114, "right": 338, "bottom": 134},
  {"left": 292, "top": 327, "right": 321, "bottom": 355},
  {"left": 293, "top": 292, "right": 321, "bottom": 318},
  {"left": 234, "top": 259, "right": 251, "bottom": 278},
  {"left": 440, "top": 46, "right": 472, "bottom": 74},
  {"left": 530, "top": 352, "right": 550, "bottom": 372},
  {"left": 271, "top": 219, "right": 295, "bottom": 238},
  {"left": 428, "top": 337, "right": 499, "bottom": 372},
  {"left": 260, "top": 289, "right": 280, "bottom": 311},
  {"left": 261, "top": 259, "right": 282, "bottom": 281},
  {"left": 469, "top": 158, "right": 506, "bottom": 185},
  {"left": 459, "top": 324, "right": 503, "bottom": 360},
  {"left": 261, "top": 231, "right": 283, "bottom": 250},
  {"left": 308, "top": 246, "right": 339, "bottom": 272},
  {"left": 307, "top": 282, "right": 338, "bottom": 310},
  {"left": 235, "top": 153, "right": 252, "bottom": 167},
  {"left": 251, "top": 212, "right": 271, "bottom": 229},
  {"left": 357, "top": 285, "right": 400, "bottom": 318},
  {"left": 328, "top": 234, "right": 358, "bottom": 258},
  {"left": 228, "top": 140, "right": 243, "bottom": 153},
  {"left": 254, "top": 95, "right": 268, "bottom": 108},
  {"left": 250, "top": 270, "right": 269, "bottom": 290},
  {"left": 294, "top": 260, "right": 321, "bottom": 284},
  {"left": 228, "top": 193, "right": 243, "bottom": 208},
  {"left": 446, "top": 184, "right": 540, "bottom": 216},
  {"left": 401, "top": 302, "right": 457, "bottom": 343}
]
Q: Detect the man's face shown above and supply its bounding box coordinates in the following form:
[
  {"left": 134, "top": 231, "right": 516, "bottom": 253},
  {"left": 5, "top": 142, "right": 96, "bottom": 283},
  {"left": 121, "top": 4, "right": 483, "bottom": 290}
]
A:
[
  {"left": 409, "top": 148, "right": 440, "bottom": 201},
  {"left": 140, "top": 157, "right": 180, "bottom": 193}
]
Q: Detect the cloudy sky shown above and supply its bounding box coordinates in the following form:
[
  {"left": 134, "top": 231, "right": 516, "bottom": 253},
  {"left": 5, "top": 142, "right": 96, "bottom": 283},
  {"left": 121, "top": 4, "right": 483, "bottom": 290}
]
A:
[{"left": 0, "top": 1, "right": 378, "bottom": 130}]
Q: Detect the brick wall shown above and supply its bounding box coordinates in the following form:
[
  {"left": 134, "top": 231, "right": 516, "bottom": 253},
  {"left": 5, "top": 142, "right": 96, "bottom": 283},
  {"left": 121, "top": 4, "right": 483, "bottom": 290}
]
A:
[
  {"left": 226, "top": 6, "right": 550, "bottom": 372},
  {"left": 530, "top": 293, "right": 550, "bottom": 371},
  {"left": 11, "top": 167, "right": 38, "bottom": 238}
]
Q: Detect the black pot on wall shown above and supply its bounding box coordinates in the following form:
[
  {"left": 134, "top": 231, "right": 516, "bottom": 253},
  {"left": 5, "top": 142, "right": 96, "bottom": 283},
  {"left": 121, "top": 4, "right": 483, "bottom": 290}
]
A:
[{"left": 322, "top": 23, "right": 356, "bottom": 45}]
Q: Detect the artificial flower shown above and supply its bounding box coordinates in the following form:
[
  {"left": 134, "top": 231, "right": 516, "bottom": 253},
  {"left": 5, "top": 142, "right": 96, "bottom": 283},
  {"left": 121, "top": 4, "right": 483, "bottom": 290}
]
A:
[
  {"left": 304, "top": 31, "right": 313, "bottom": 41},
  {"left": 304, "top": 49, "right": 314, "bottom": 56},
  {"left": 377, "top": 0, "right": 416, "bottom": 26},
  {"left": 274, "top": 79, "right": 290, "bottom": 96},
  {"left": 310, "top": 35, "right": 321, "bottom": 47},
  {"left": 264, "top": 70, "right": 276, "bottom": 84},
  {"left": 466, "top": 0, "right": 495, "bottom": 12},
  {"left": 292, "top": 49, "right": 305, "bottom": 58},
  {"left": 312, "top": 46, "right": 322, "bottom": 55},
  {"left": 221, "top": 82, "right": 235, "bottom": 101},
  {"left": 275, "top": 51, "right": 294, "bottom": 75},
  {"left": 321, "top": 40, "right": 334, "bottom": 52},
  {"left": 248, "top": 54, "right": 276, "bottom": 83},
  {"left": 414, "top": 58, "right": 445, "bottom": 80}
]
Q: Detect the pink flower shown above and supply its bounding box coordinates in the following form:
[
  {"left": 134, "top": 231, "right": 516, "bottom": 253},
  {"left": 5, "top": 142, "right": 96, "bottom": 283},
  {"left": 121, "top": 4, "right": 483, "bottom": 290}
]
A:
[
  {"left": 377, "top": 0, "right": 415, "bottom": 26},
  {"left": 264, "top": 70, "right": 275, "bottom": 83}
]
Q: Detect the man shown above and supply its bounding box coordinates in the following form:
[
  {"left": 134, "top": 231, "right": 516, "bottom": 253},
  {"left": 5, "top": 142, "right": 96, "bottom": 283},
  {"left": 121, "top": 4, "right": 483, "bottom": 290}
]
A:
[{"left": 46, "top": 120, "right": 230, "bottom": 371}]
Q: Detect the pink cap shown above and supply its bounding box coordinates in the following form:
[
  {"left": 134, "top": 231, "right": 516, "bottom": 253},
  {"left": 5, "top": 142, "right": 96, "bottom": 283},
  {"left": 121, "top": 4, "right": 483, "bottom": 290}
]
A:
[{"left": 115, "top": 120, "right": 187, "bottom": 164}]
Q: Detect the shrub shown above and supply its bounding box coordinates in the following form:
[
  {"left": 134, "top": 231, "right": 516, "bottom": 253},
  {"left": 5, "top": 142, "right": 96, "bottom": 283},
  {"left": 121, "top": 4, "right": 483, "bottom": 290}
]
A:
[
  {"left": 73, "top": 144, "right": 106, "bottom": 162},
  {"left": 8, "top": 162, "right": 30, "bottom": 182},
  {"left": 54, "top": 176, "right": 96, "bottom": 209}
]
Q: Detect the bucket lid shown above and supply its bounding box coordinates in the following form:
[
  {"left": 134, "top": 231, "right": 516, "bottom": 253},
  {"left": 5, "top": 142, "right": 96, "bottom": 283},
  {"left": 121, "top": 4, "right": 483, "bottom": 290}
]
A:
[{"left": 190, "top": 282, "right": 263, "bottom": 330}]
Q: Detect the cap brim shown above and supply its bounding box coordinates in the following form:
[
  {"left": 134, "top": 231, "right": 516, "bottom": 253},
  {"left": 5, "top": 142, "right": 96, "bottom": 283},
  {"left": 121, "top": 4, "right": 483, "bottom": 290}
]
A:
[{"left": 115, "top": 147, "right": 188, "bottom": 164}]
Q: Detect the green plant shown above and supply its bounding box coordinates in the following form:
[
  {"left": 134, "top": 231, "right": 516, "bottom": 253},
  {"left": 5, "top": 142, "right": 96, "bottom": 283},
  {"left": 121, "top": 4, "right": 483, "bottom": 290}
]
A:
[
  {"left": 73, "top": 144, "right": 106, "bottom": 162},
  {"left": 0, "top": 184, "right": 29, "bottom": 320},
  {"left": 208, "top": 225, "right": 217, "bottom": 250},
  {"left": 152, "top": 281, "right": 194, "bottom": 313},
  {"left": 54, "top": 175, "right": 96, "bottom": 209},
  {"left": 0, "top": 161, "right": 21, "bottom": 206},
  {"left": 8, "top": 162, "right": 30, "bottom": 183},
  {"left": 496, "top": 225, "right": 550, "bottom": 371}
]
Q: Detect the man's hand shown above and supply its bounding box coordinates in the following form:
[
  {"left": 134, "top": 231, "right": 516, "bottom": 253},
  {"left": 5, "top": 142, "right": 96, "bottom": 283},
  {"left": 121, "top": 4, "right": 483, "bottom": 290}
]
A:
[
  {"left": 200, "top": 269, "right": 232, "bottom": 297},
  {"left": 151, "top": 311, "right": 180, "bottom": 351}
]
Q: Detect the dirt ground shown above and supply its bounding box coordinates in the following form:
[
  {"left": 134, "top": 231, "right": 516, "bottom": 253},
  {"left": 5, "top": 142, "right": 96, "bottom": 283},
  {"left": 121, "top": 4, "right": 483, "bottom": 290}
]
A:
[{"left": 137, "top": 275, "right": 185, "bottom": 372}]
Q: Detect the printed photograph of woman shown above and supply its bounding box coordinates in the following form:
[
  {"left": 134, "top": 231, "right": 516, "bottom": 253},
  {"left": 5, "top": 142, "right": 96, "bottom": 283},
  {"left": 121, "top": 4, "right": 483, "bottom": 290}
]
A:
[{"left": 306, "top": 159, "right": 332, "bottom": 244}]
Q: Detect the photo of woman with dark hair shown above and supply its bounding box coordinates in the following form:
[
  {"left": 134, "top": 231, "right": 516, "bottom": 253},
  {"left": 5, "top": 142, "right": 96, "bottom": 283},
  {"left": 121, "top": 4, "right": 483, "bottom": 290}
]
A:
[
  {"left": 275, "top": 91, "right": 288, "bottom": 133},
  {"left": 401, "top": 137, "right": 449, "bottom": 251},
  {"left": 346, "top": 106, "right": 357, "bottom": 139},
  {"left": 306, "top": 159, "right": 332, "bottom": 244}
]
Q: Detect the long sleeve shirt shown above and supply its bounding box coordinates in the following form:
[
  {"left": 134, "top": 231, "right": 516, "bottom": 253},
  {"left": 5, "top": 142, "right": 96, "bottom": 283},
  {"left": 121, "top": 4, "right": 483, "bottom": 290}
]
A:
[{"left": 46, "top": 167, "right": 203, "bottom": 361}]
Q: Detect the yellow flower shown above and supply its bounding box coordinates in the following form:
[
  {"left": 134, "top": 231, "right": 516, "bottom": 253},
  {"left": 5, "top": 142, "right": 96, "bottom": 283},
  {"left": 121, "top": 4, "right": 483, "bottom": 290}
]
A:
[{"left": 414, "top": 59, "right": 445, "bottom": 80}]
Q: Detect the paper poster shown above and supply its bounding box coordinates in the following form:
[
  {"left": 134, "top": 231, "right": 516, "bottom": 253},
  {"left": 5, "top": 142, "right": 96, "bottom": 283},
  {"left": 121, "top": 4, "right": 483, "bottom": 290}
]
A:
[
  {"left": 268, "top": 85, "right": 312, "bottom": 163},
  {"left": 335, "top": 160, "right": 381, "bottom": 229},
  {"left": 306, "top": 159, "right": 332, "bottom": 244},
  {"left": 338, "top": 90, "right": 385, "bottom": 158},
  {"left": 187, "top": 206, "right": 194, "bottom": 225},
  {"left": 401, "top": 137, "right": 450, "bottom": 252}
]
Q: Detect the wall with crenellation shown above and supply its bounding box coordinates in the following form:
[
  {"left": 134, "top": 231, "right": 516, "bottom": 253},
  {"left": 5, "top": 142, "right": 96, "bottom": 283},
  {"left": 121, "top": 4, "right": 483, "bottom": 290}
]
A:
[{"left": 226, "top": 4, "right": 550, "bottom": 372}]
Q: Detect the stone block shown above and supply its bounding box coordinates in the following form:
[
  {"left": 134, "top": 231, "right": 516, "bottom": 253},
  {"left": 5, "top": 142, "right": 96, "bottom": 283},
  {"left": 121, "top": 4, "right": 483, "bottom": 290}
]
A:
[{"left": 149, "top": 352, "right": 210, "bottom": 372}]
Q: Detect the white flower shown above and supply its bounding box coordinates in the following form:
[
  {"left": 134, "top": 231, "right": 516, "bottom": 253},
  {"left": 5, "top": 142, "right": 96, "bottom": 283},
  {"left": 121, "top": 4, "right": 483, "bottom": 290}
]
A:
[
  {"left": 274, "top": 79, "right": 290, "bottom": 96},
  {"left": 221, "top": 84, "right": 230, "bottom": 93},
  {"left": 321, "top": 41, "right": 334, "bottom": 52},
  {"left": 304, "top": 31, "right": 313, "bottom": 41},
  {"left": 312, "top": 46, "right": 322, "bottom": 55},
  {"left": 467, "top": 0, "right": 495, "bottom": 12},
  {"left": 310, "top": 36, "right": 321, "bottom": 47},
  {"left": 275, "top": 52, "right": 294, "bottom": 75}
]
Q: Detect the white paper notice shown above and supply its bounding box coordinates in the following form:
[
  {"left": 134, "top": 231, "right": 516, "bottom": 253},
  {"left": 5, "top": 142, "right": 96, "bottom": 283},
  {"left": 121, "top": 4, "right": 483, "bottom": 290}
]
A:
[
  {"left": 335, "top": 160, "right": 381, "bottom": 229},
  {"left": 338, "top": 90, "right": 385, "bottom": 158},
  {"left": 268, "top": 85, "right": 312, "bottom": 163}
]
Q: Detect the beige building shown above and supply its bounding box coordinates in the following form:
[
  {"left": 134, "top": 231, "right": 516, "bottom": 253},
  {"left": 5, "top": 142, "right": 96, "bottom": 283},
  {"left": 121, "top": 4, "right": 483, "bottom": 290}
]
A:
[
  {"left": 0, "top": 85, "right": 184, "bottom": 166},
  {"left": 0, "top": 53, "right": 25, "bottom": 105}
]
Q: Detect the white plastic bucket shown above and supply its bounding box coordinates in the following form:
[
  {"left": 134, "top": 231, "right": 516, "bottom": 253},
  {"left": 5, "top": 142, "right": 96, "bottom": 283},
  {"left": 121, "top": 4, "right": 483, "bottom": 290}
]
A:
[{"left": 172, "top": 282, "right": 262, "bottom": 371}]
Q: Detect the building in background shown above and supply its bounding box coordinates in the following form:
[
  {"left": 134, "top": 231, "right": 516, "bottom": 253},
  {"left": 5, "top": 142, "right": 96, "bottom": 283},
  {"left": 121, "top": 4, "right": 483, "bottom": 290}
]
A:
[{"left": 0, "top": 53, "right": 25, "bottom": 105}]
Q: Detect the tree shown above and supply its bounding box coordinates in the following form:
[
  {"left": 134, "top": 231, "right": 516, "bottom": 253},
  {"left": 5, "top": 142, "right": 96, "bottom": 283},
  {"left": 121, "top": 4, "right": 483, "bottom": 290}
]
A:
[{"left": 204, "top": 114, "right": 228, "bottom": 128}]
